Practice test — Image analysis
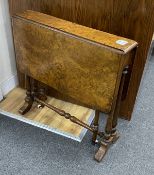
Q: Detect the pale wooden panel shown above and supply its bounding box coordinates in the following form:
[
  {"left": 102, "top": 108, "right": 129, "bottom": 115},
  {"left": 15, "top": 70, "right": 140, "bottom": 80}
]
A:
[{"left": 0, "top": 88, "right": 95, "bottom": 142}]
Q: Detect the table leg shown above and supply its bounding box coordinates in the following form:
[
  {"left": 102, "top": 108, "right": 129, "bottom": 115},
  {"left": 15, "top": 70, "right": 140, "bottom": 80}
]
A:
[
  {"left": 92, "top": 110, "right": 100, "bottom": 144},
  {"left": 19, "top": 75, "right": 33, "bottom": 115},
  {"left": 94, "top": 66, "right": 128, "bottom": 162}
]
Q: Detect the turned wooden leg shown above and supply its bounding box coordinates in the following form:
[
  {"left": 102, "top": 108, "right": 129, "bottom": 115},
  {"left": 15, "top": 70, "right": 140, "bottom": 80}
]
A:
[
  {"left": 112, "top": 66, "right": 128, "bottom": 133},
  {"left": 19, "top": 75, "right": 33, "bottom": 115},
  {"left": 94, "top": 97, "right": 118, "bottom": 162},
  {"left": 31, "top": 78, "right": 38, "bottom": 97},
  {"left": 37, "top": 83, "right": 47, "bottom": 108},
  {"left": 94, "top": 67, "right": 129, "bottom": 162},
  {"left": 37, "top": 83, "right": 47, "bottom": 101},
  {"left": 92, "top": 110, "right": 100, "bottom": 144},
  {"left": 94, "top": 107, "right": 120, "bottom": 162},
  {"left": 95, "top": 112, "right": 120, "bottom": 162}
]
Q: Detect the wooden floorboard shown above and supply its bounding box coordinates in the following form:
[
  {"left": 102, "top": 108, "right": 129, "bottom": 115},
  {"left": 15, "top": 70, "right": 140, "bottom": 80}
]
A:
[{"left": 0, "top": 87, "right": 95, "bottom": 142}]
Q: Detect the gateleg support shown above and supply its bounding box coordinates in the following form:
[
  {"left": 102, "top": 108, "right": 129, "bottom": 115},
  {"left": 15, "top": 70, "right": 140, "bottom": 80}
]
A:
[
  {"left": 92, "top": 110, "right": 100, "bottom": 144},
  {"left": 94, "top": 66, "right": 129, "bottom": 162}
]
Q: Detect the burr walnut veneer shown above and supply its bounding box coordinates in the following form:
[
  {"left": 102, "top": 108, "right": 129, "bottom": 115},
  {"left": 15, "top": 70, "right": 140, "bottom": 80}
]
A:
[
  {"left": 11, "top": 10, "right": 138, "bottom": 162},
  {"left": 13, "top": 10, "right": 137, "bottom": 113}
]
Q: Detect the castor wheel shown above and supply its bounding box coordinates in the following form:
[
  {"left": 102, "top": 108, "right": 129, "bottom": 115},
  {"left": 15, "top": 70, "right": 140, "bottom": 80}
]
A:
[
  {"left": 92, "top": 139, "right": 99, "bottom": 145},
  {"left": 37, "top": 104, "right": 44, "bottom": 109}
]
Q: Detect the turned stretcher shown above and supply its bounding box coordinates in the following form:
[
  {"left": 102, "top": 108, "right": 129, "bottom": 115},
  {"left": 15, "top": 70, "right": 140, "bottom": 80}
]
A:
[{"left": 12, "top": 10, "right": 138, "bottom": 162}]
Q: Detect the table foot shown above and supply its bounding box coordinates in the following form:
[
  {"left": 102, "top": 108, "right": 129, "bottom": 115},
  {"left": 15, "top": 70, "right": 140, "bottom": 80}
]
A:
[{"left": 94, "top": 131, "right": 120, "bottom": 162}]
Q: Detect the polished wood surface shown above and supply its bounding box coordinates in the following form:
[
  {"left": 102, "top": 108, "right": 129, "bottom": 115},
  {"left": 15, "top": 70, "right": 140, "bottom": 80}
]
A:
[
  {"left": 8, "top": 0, "right": 154, "bottom": 120},
  {"left": 0, "top": 87, "right": 94, "bottom": 142},
  {"left": 14, "top": 10, "right": 137, "bottom": 54},
  {"left": 12, "top": 11, "right": 136, "bottom": 113}
]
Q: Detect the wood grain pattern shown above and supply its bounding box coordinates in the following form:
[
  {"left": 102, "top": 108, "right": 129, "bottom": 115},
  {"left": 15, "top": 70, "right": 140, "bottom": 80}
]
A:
[
  {"left": 14, "top": 10, "right": 137, "bottom": 54},
  {"left": 8, "top": 0, "right": 154, "bottom": 120},
  {"left": 12, "top": 12, "right": 136, "bottom": 113},
  {"left": 0, "top": 87, "right": 95, "bottom": 141}
]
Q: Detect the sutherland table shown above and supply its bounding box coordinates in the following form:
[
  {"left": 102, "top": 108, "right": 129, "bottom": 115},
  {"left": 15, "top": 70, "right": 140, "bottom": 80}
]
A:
[{"left": 10, "top": 10, "right": 138, "bottom": 162}]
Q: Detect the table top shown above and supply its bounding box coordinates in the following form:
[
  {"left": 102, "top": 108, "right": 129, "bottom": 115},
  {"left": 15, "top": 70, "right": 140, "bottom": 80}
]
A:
[{"left": 14, "top": 10, "right": 138, "bottom": 54}]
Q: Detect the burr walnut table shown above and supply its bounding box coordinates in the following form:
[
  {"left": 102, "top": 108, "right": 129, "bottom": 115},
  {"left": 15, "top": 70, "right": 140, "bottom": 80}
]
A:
[{"left": 10, "top": 10, "right": 138, "bottom": 162}]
